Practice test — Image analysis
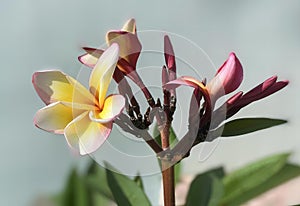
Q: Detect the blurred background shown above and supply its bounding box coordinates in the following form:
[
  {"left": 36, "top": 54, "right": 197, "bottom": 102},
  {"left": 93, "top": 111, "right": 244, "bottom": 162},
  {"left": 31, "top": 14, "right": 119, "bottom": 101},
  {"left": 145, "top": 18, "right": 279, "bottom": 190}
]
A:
[{"left": 1, "top": 0, "right": 300, "bottom": 205}]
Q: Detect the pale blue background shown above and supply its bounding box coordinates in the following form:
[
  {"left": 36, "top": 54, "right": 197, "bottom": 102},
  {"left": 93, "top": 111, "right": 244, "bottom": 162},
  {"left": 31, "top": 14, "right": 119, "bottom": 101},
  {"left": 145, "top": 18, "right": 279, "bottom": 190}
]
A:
[{"left": 1, "top": 0, "right": 300, "bottom": 205}]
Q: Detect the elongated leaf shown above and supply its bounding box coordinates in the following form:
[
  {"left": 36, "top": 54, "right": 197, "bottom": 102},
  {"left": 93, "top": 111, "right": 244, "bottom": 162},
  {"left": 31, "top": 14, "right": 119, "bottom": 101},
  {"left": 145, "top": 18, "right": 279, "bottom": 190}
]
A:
[
  {"left": 61, "top": 168, "right": 89, "bottom": 206},
  {"left": 85, "top": 161, "right": 114, "bottom": 200},
  {"left": 186, "top": 167, "right": 225, "bottom": 206},
  {"left": 88, "top": 192, "right": 111, "bottom": 206},
  {"left": 224, "top": 163, "right": 300, "bottom": 206},
  {"left": 174, "top": 163, "right": 181, "bottom": 184},
  {"left": 134, "top": 174, "right": 144, "bottom": 191},
  {"left": 84, "top": 161, "right": 115, "bottom": 205},
  {"left": 106, "top": 166, "right": 151, "bottom": 206},
  {"left": 221, "top": 153, "right": 290, "bottom": 205},
  {"left": 221, "top": 118, "right": 287, "bottom": 137}
]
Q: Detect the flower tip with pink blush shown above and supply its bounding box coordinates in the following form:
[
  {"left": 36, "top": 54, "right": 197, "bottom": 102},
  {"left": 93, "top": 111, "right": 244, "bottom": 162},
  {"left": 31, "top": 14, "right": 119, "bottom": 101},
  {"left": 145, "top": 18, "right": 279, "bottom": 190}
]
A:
[
  {"left": 282, "top": 80, "right": 289, "bottom": 85},
  {"left": 110, "top": 42, "right": 120, "bottom": 50},
  {"left": 207, "top": 52, "right": 243, "bottom": 101},
  {"left": 164, "top": 35, "right": 176, "bottom": 72},
  {"left": 78, "top": 54, "right": 87, "bottom": 65},
  {"left": 227, "top": 91, "right": 243, "bottom": 105}
]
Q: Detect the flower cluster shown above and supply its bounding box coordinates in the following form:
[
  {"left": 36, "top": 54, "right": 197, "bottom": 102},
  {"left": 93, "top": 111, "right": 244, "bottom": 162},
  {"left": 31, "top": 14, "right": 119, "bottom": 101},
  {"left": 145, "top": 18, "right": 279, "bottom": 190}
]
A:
[
  {"left": 33, "top": 19, "right": 288, "bottom": 160},
  {"left": 162, "top": 52, "right": 288, "bottom": 162}
]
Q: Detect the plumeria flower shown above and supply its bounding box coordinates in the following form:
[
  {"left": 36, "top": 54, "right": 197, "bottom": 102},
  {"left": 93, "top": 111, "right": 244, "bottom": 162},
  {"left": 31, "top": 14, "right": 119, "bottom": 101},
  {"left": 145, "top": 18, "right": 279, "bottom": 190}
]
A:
[
  {"left": 78, "top": 18, "right": 141, "bottom": 75},
  {"left": 78, "top": 18, "right": 154, "bottom": 106},
  {"left": 33, "top": 44, "right": 125, "bottom": 155}
]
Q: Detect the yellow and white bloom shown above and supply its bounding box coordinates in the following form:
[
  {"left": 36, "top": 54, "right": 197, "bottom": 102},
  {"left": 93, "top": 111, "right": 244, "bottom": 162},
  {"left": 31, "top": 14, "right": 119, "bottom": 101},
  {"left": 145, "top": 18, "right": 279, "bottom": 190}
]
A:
[{"left": 33, "top": 44, "right": 125, "bottom": 155}]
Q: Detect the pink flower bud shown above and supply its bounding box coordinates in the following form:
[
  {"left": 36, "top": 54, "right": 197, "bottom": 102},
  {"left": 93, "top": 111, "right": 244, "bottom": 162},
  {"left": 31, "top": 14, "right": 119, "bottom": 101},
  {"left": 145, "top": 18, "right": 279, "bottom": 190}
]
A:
[
  {"left": 207, "top": 52, "right": 243, "bottom": 101},
  {"left": 164, "top": 35, "right": 176, "bottom": 78}
]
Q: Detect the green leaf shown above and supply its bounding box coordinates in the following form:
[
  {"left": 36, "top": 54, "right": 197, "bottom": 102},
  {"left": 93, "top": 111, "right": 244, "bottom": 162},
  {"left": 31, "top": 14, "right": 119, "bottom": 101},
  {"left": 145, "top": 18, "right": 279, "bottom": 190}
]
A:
[
  {"left": 221, "top": 153, "right": 290, "bottom": 205},
  {"left": 85, "top": 161, "right": 114, "bottom": 201},
  {"left": 221, "top": 118, "right": 287, "bottom": 137},
  {"left": 133, "top": 174, "right": 144, "bottom": 191},
  {"left": 222, "top": 163, "right": 300, "bottom": 206},
  {"left": 174, "top": 163, "right": 181, "bottom": 184},
  {"left": 61, "top": 168, "right": 89, "bottom": 206},
  {"left": 186, "top": 167, "right": 225, "bottom": 206},
  {"left": 84, "top": 161, "right": 116, "bottom": 205},
  {"left": 88, "top": 192, "right": 111, "bottom": 206},
  {"left": 105, "top": 165, "right": 151, "bottom": 206}
]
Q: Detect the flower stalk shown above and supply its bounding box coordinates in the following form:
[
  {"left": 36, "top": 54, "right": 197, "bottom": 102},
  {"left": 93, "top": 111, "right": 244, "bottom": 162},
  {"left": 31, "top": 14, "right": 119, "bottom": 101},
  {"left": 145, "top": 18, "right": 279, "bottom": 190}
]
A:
[
  {"left": 160, "top": 122, "right": 175, "bottom": 206},
  {"left": 159, "top": 35, "right": 178, "bottom": 206}
]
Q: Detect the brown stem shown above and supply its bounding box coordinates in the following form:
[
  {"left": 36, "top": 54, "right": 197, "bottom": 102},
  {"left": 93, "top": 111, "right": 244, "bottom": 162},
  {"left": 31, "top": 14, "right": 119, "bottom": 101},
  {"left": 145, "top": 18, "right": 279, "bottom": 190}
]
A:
[
  {"left": 127, "top": 70, "right": 156, "bottom": 107},
  {"left": 147, "top": 139, "right": 163, "bottom": 154},
  {"left": 160, "top": 121, "right": 175, "bottom": 206},
  {"left": 162, "top": 164, "right": 175, "bottom": 206},
  {"left": 121, "top": 64, "right": 175, "bottom": 204}
]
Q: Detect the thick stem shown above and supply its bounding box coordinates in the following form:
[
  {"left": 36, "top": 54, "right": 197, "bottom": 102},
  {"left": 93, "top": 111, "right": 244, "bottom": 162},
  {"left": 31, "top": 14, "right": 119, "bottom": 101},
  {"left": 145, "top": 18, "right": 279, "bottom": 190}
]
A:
[
  {"left": 162, "top": 164, "right": 175, "bottom": 206},
  {"left": 160, "top": 122, "right": 175, "bottom": 206}
]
